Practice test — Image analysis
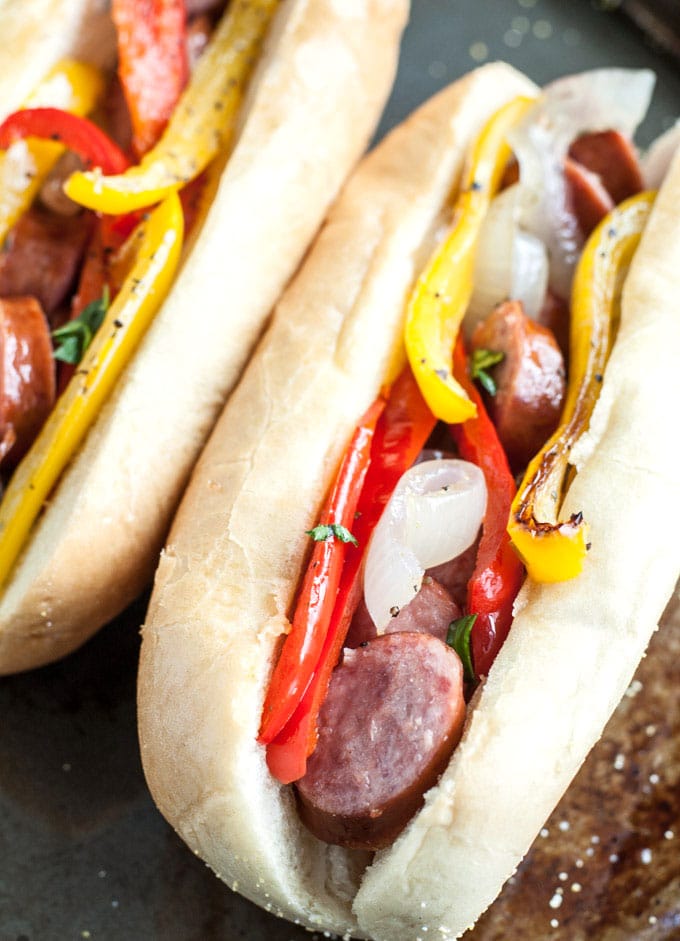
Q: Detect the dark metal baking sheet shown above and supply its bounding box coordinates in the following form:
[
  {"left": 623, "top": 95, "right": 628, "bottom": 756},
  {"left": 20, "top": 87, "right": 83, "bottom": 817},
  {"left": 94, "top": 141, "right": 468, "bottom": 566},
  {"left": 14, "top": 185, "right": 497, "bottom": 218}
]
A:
[{"left": 1, "top": 2, "right": 679, "bottom": 939}]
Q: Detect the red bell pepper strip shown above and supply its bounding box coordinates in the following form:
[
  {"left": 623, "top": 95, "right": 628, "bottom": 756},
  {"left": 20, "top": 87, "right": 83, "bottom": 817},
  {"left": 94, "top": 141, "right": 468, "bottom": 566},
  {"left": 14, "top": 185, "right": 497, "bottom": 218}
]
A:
[
  {"left": 258, "top": 399, "right": 385, "bottom": 745},
  {"left": 266, "top": 366, "right": 437, "bottom": 783},
  {"left": 0, "top": 109, "right": 130, "bottom": 175},
  {"left": 450, "top": 335, "right": 524, "bottom": 676},
  {"left": 112, "top": 0, "right": 189, "bottom": 157}
]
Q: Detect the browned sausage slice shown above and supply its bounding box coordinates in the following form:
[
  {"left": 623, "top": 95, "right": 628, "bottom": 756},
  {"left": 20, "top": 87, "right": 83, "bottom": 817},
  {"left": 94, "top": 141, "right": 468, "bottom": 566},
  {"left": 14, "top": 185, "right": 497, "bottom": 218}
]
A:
[
  {"left": 564, "top": 157, "right": 614, "bottom": 238},
  {"left": 471, "top": 300, "right": 566, "bottom": 473},
  {"left": 385, "top": 576, "right": 460, "bottom": 642},
  {"left": 296, "top": 632, "right": 466, "bottom": 850},
  {"left": 568, "top": 130, "right": 643, "bottom": 205},
  {"left": 426, "top": 540, "right": 478, "bottom": 610},
  {"left": 535, "top": 288, "right": 570, "bottom": 361},
  {"left": 0, "top": 296, "right": 56, "bottom": 467},
  {"left": 346, "top": 577, "right": 461, "bottom": 648},
  {"left": 0, "top": 208, "right": 92, "bottom": 318}
]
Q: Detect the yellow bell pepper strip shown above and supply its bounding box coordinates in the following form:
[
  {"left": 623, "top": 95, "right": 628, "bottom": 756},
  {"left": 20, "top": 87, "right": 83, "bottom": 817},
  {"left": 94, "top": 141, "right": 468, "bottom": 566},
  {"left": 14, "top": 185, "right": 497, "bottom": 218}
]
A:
[
  {"left": 0, "top": 60, "right": 104, "bottom": 245},
  {"left": 0, "top": 193, "right": 184, "bottom": 590},
  {"left": 65, "top": 0, "right": 279, "bottom": 214},
  {"left": 508, "top": 191, "right": 654, "bottom": 583},
  {"left": 405, "top": 95, "right": 536, "bottom": 423}
]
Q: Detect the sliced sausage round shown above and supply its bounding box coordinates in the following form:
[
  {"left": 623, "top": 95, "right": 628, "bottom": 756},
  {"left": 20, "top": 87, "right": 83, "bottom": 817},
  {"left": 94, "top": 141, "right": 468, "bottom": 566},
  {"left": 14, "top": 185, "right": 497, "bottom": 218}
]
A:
[
  {"left": 295, "top": 631, "right": 466, "bottom": 850},
  {"left": 346, "top": 576, "right": 461, "bottom": 648},
  {"left": 568, "top": 130, "right": 643, "bottom": 205},
  {"left": 0, "top": 296, "right": 56, "bottom": 467},
  {"left": 384, "top": 576, "right": 460, "bottom": 642},
  {"left": 471, "top": 300, "right": 566, "bottom": 473},
  {"left": 0, "top": 208, "right": 92, "bottom": 318},
  {"left": 535, "top": 288, "right": 570, "bottom": 361},
  {"left": 426, "top": 539, "right": 478, "bottom": 610},
  {"left": 564, "top": 156, "right": 614, "bottom": 238}
]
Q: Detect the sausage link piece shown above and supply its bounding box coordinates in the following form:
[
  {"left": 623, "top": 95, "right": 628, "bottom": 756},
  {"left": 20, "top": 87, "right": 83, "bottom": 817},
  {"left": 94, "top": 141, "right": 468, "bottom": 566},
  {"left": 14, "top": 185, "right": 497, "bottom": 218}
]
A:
[
  {"left": 536, "top": 289, "right": 570, "bottom": 361},
  {"left": 568, "top": 130, "right": 643, "bottom": 205},
  {"left": 0, "top": 208, "right": 92, "bottom": 318},
  {"left": 0, "top": 296, "right": 55, "bottom": 467},
  {"left": 471, "top": 300, "right": 565, "bottom": 473},
  {"left": 296, "top": 632, "right": 466, "bottom": 850},
  {"left": 564, "top": 157, "right": 614, "bottom": 239},
  {"left": 384, "top": 576, "right": 460, "bottom": 642},
  {"left": 426, "top": 539, "right": 478, "bottom": 610},
  {"left": 565, "top": 131, "right": 644, "bottom": 237},
  {"left": 346, "top": 576, "right": 461, "bottom": 648}
]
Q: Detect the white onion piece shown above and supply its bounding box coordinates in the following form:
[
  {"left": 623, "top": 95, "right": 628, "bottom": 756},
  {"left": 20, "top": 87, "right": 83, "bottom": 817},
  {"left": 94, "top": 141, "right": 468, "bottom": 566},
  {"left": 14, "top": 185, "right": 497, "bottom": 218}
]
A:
[
  {"left": 466, "top": 186, "right": 518, "bottom": 336},
  {"left": 508, "top": 68, "right": 655, "bottom": 298},
  {"left": 0, "top": 141, "right": 39, "bottom": 224},
  {"left": 508, "top": 118, "right": 582, "bottom": 299},
  {"left": 539, "top": 69, "right": 655, "bottom": 151},
  {"left": 642, "top": 120, "right": 680, "bottom": 189},
  {"left": 363, "top": 460, "right": 487, "bottom": 632},
  {"left": 512, "top": 230, "right": 549, "bottom": 319},
  {"left": 467, "top": 186, "right": 549, "bottom": 334}
]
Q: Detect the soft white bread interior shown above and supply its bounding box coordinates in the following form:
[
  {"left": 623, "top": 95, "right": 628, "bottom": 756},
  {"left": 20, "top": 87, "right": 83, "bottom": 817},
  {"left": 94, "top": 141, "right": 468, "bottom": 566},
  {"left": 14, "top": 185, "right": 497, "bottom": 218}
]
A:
[
  {"left": 0, "top": 0, "right": 116, "bottom": 120},
  {"left": 0, "top": 0, "right": 409, "bottom": 673},
  {"left": 138, "top": 63, "right": 539, "bottom": 938},
  {"left": 353, "top": 152, "right": 680, "bottom": 939}
]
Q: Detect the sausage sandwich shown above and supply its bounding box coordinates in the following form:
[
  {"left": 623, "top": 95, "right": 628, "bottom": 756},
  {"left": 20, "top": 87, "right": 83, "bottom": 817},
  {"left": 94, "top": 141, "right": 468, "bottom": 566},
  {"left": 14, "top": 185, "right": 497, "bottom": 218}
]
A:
[
  {"left": 138, "top": 62, "right": 680, "bottom": 939},
  {"left": 0, "top": 0, "right": 408, "bottom": 673}
]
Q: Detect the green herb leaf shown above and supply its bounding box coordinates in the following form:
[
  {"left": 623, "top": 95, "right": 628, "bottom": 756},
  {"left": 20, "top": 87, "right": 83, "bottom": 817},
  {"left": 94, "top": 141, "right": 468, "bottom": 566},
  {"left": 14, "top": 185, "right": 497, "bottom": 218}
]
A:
[
  {"left": 446, "top": 613, "right": 477, "bottom": 683},
  {"left": 306, "top": 523, "right": 358, "bottom": 546},
  {"left": 52, "top": 287, "right": 110, "bottom": 365},
  {"left": 470, "top": 348, "right": 504, "bottom": 397}
]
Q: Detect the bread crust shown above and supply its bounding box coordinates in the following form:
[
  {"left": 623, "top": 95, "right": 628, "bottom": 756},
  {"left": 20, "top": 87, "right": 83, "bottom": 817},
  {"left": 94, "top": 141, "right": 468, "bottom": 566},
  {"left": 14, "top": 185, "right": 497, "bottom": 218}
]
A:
[
  {"left": 355, "top": 149, "right": 680, "bottom": 936},
  {"left": 137, "top": 63, "right": 541, "bottom": 937},
  {"left": 139, "top": 64, "right": 680, "bottom": 937},
  {"left": 0, "top": 0, "right": 116, "bottom": 121},
  {"left": 0, "top": 0, "right": 409, "bottom": 673}
]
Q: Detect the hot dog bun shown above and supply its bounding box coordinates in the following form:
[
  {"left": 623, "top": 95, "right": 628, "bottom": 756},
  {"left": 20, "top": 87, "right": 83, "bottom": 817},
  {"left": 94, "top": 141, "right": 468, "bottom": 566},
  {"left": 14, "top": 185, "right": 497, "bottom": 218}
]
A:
[
  {"left": 0, "top": 0, "right": 409, "bottom": 673},
  {"left": 139, "top": 61, "right": 680, "bottom": 936},
  {"left": 354, "top": 153, "right": 680, "bottom": 936},
  {"left": 138, "top": 63, "right": 545, "bottom": 937}
]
